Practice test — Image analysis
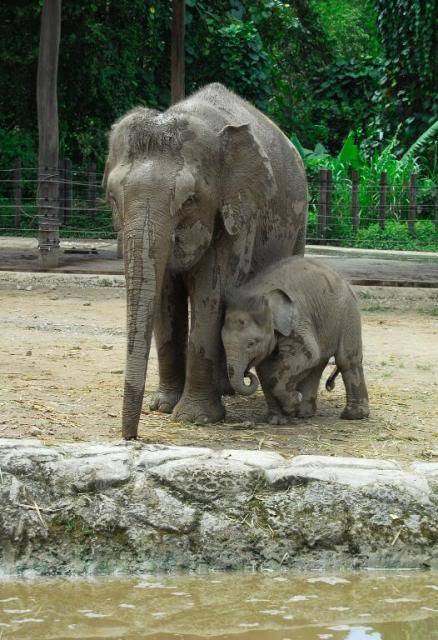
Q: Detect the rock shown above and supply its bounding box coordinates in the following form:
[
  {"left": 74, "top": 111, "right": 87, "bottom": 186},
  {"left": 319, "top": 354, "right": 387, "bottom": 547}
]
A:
[
  {"left": 102, "top": 344, "right": 114, "bottom": 350},
  {"left": 130, "top": 484, "right": 196, "bottom": 533},
  {"left": 58, "top": 450, "right": 131, "bottom": 492},
  {"left": 287, "top": 455, "right": 401, "bottom": 470},
  {"left": 25, "top": 285, "right": 33, "bottom": 291},
  {"left": 26, "top": 350, "right": 32, "bottom": 356},
  {"left": 30, "top": 427, "right": 42, "bottom": 436},
  {"left": 0, "top": 441, "right": 437, "bottom": 575},
  {"left": 148, "top": 456, "right": 262, "bottom": 509},
  {"left": 410, "top": 462, "right": 438, "bottom": 478},
  {"left": 266, "top": 461, "right": 430, "bottom": 504},
  {"left": 219, "top": 449, "right": 286, "bottom": 470},
  {"left": 83, "top": 302, "right": 91, "bottom": 306},
  {"left": 136, "top": 446, "right": 212, "bottom": 471}
]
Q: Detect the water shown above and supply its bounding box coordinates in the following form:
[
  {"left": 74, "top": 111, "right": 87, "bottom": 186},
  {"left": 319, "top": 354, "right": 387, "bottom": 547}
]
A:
[{"left": 0, "top": 571, "right": 437, "bottom": 639}]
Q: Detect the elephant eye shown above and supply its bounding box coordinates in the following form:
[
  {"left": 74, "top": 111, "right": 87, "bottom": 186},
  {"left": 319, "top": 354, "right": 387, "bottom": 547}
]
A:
[
  {"left": 184, "top": 194, "right": 197, "bottom": 206},
  {"left": 247, "top": 339, "right": 255, "bottom": 348}
]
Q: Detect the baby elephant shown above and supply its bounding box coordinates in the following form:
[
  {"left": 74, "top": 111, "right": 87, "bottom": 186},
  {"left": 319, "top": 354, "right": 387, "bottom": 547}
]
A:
[{"left": 222, "top": 257, "right": 369, "bottom": 424}]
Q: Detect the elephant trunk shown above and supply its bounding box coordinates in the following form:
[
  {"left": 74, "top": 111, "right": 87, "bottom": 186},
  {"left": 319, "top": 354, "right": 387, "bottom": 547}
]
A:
[
  {"left": 227, "top": 360, "right": 259, "bottom": 397},
  {"left": 122, "top": 203, "right": 171, "bottom": 439}
]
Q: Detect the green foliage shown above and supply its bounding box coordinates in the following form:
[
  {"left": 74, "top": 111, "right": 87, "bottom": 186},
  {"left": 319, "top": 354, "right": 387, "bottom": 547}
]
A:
[
  {"left": 312, "top": 0, "right": 381, "bottom": 60},
  {"left": 296, "top": 129, "right": 437, "bottom": 249},
  {"left": 372, "top": 0, "right": 437, "bottom": 150},
  {"left": 0, "top": 128, "right": 36, "bottom": 169},
  {"left": 354, "top": 221, "right": 438, "bottom": 252},
  {"left": 402, "top": 121, "right": 438, "bottom": 163}
]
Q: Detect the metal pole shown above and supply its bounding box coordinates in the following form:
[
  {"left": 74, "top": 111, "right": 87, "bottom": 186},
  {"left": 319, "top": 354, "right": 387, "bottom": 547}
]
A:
[{"left": 171, "top": 0, "right": 185, "bottom": 104}]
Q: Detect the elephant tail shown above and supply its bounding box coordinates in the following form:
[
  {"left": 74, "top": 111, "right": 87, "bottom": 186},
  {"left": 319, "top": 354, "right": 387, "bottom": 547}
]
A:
[{"left": 326, "top": 366, "right": 340, "bottom": 392}]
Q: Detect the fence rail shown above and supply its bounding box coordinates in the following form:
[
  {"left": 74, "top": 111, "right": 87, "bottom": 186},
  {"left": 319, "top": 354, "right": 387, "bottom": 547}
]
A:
[{"left": 0, "top": 161, "right": 437, "bottom": 250}]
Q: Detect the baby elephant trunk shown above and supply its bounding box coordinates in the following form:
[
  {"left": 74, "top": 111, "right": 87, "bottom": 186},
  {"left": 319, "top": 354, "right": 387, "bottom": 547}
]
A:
[{"left": 228, "top": 362, "right": 259, "bottom": 396}]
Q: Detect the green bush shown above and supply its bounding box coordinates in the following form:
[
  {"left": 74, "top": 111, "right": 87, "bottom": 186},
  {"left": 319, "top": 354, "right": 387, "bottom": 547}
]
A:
[{"left": 353, "top": 220, "right": 438, "bottom": 251}]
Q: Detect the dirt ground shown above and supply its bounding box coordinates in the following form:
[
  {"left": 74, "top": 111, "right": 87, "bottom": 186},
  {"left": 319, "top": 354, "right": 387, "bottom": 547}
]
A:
[{"left": 0, "top": 282, "right": 437, "bottom": 462}]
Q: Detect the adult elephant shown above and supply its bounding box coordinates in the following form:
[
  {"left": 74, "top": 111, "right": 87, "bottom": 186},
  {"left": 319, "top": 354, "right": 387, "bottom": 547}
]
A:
[{"left": 104, "top": 83, "right": 308, "bottom": 439}]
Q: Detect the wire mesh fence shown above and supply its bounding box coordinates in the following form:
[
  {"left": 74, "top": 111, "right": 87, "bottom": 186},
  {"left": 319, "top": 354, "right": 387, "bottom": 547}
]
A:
[{"left": 1, "top": 161, "right": 437, "bottom": 251}]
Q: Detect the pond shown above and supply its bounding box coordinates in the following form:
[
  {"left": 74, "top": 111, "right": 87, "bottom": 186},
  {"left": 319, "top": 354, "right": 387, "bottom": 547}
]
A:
[{"left": 0, "top": 571, "right": 437, "bottom": 639}]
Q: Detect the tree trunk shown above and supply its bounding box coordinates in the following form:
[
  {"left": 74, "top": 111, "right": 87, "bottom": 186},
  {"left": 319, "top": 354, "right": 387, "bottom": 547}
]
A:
[{"left": 37, "top": 0, "right": 61, "bottom": 269}]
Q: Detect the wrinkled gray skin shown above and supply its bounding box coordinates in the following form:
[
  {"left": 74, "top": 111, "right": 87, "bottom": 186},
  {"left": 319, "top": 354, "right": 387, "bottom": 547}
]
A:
[
  {"left": 222, "top": 257, "right": 369, "bottom": 424},
  {"left": 104, "top": 83, "right": 307, "bottom": 438}
]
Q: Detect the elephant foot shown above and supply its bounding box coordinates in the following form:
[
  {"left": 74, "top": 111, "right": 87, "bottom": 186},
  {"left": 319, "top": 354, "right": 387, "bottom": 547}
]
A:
[
  {"left": 172, "top": 396, "right": 225, "bottom": 425},
  {"left": 149, "top": 388, "right": 182, "bottom": 414},
  {"left": 295, "top": 398, "right": 317, "bottom": 419},
  {"left": 340, "top": 403, "right": 370, "bottom": 420},
  {"left": 265, "top": 412, "right": 289, "bottom": 426}
]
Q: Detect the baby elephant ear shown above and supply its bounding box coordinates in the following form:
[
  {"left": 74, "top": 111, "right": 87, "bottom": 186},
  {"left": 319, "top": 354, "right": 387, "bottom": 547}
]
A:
[
  {"left": 219, "top": 123, "right": 276, "bottom": 236},
  {"left": 266, "top": 289, "right": 294, "bottom": 336}
]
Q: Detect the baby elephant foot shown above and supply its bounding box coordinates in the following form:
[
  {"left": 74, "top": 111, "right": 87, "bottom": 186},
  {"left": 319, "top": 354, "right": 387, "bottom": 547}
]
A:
[
  {"left": 173, "top": 396, "right": 225, "bottom": 425},
  {"left": 295, "top": 398, "right": 317, "bottom": 418},
  {"left": 341, "top": 403, "right": 370, "bottom": 420},
  {"left": 149, "top": 388, "right": 182, "bottom": 414},
  {"left": 280, "top": 391, "right": 303, "bottom": 416},
  {"left": 266, "top": 412, "right": 289, "bottom": 426}
]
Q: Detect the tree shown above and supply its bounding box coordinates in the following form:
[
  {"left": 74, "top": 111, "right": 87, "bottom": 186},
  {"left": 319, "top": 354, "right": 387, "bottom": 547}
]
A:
[{"left": 37, "top": 0, "right": 61, "bottom": 268}]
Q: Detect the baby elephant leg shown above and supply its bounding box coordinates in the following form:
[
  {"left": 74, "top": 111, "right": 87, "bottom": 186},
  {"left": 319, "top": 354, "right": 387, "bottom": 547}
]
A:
[
  {"left": 339, "top": 362, "right": 369, "bottom": 419},
  {"left": 296, "top": 362, "right": 327, "bottom": 418},
  {"left": 336, "top": 349, "right": 369, "bottom": 419},
  {"left": 258, "top": 362, "right": 289, "bottom": 425}
]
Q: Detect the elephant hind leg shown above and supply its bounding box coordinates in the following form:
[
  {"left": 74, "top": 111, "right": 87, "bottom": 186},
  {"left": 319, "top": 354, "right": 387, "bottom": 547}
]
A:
[{"left": 336, "top": 338, "right": 369, "bottom": 420}]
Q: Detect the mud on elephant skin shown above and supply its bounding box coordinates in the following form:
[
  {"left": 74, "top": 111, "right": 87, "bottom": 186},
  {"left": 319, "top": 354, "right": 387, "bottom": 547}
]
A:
[
  {"left": 103, "top": 83, "right": 308, "bottom": 438},
  {"left": 222, "top": 257, "right": 370, "bottom": 424}
]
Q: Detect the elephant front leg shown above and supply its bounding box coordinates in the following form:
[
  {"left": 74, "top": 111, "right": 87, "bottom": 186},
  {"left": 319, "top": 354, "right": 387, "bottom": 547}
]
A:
[
  {"left": 149, "top": 272, "right": 188, "bottom": 414},
  {"left": 172, "top": 278, "right": 225, "bottom": 424},
  {"left": 295, "top": 361, "right": 327, "bottom": 418}
]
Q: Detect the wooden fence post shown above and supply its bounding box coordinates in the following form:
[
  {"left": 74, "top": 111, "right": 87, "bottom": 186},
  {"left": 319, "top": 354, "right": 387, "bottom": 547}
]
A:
[
  {"left": 326, "top": 169, "right": 332, "bottom": 236},
  {"left": 351, "top": 169, "right": 359, "bottom": 233},
  {"left": 318, "top": 169, "right": 327, "bottom": 240},
  {"left": 88, "top": 162, "right": 97, "bottom": 212},
  {"left": 13, "top": 158, "right": 22, "bottom": 228},
  {"left": 378, "top": 171, "right": 387, "bottom": 230},
  {"left": 408, "top": 173, "right": 417, "bottom": 236}
]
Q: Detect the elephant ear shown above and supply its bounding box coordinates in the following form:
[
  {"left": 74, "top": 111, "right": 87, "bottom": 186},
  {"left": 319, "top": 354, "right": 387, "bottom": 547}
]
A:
[
  {"left": 219, "top": 123, "right": 276, "bottom": 235},
  {"left": 266, "top": 289, "right": 295, "bottom": 336}
]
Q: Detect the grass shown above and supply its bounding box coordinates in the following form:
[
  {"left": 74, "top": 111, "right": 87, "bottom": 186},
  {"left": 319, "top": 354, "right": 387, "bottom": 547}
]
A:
[{"left": 418, "top": 307, "right": 438, "bottom": 317}]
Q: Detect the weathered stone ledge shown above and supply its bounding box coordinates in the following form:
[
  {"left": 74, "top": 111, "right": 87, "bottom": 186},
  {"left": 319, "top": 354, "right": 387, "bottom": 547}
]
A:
[{"left": 0, "top": 439, "right": 437, "bottom": 576}]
